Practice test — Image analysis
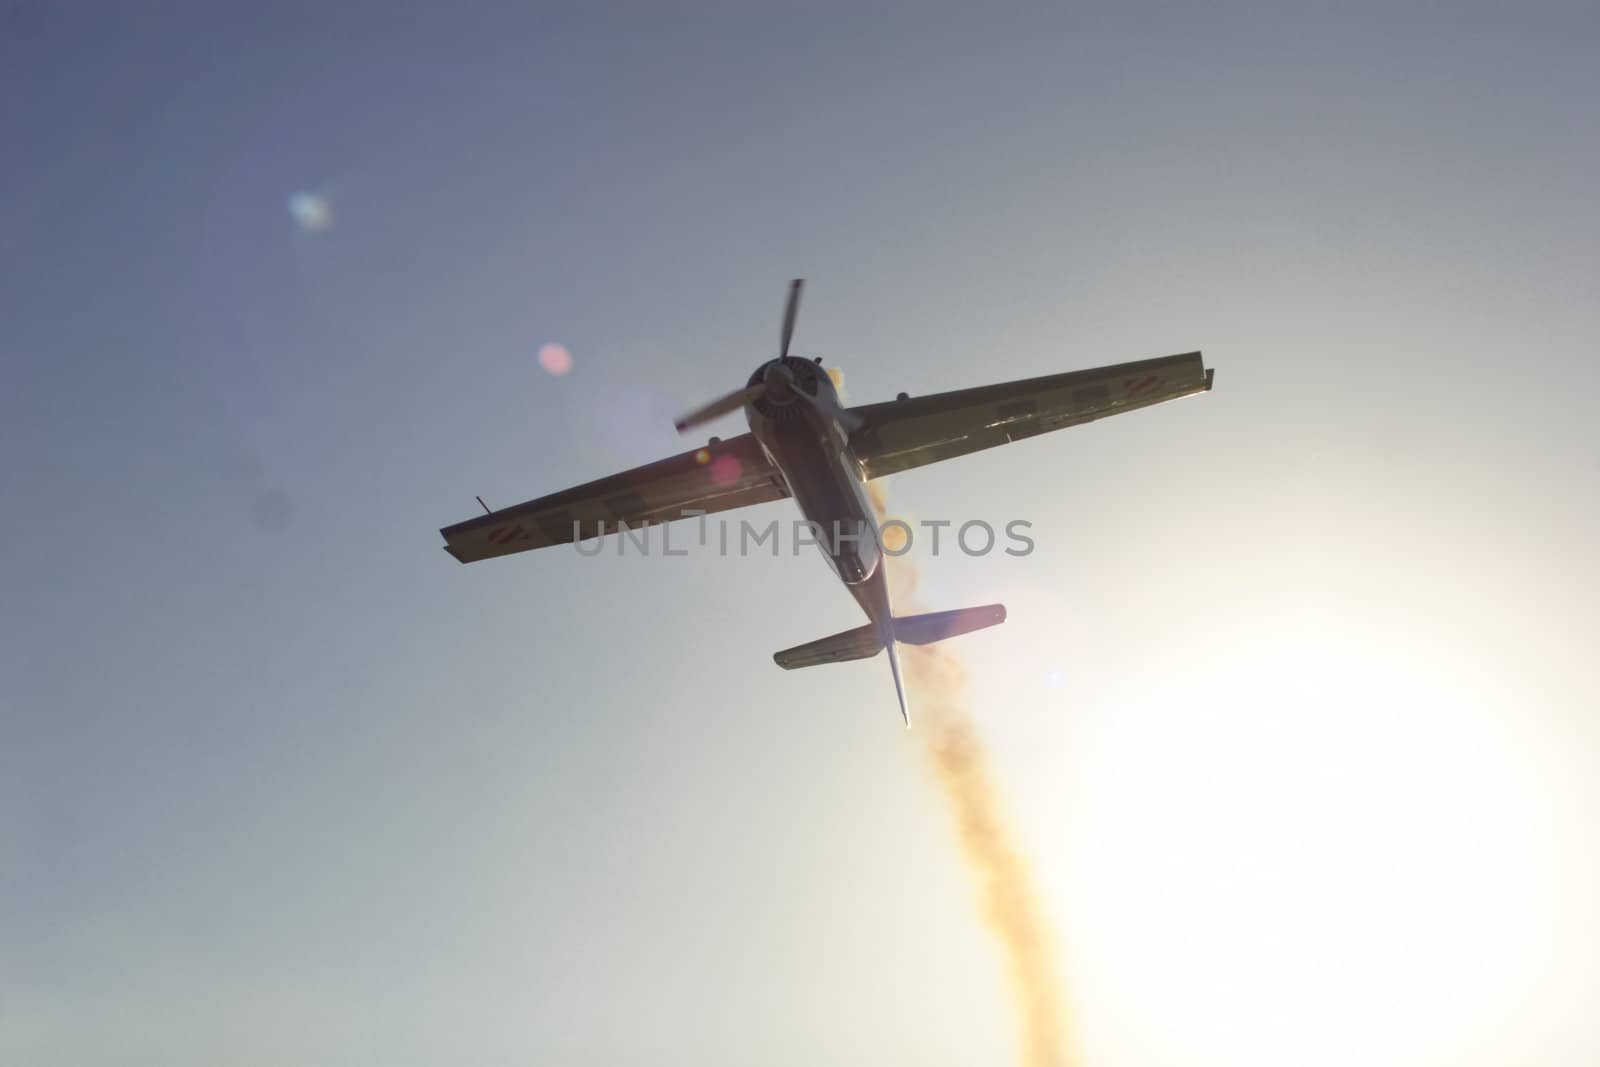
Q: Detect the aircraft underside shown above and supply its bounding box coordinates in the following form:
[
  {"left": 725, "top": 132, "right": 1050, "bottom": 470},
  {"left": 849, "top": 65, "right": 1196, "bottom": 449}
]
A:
[{"left": 439, "top": 279, "right": 1213, "bottom": 725}]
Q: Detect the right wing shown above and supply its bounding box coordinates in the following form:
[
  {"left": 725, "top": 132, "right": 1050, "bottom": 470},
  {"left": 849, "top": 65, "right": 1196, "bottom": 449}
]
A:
[
  {"left": 848, "top": 351, "right": 1212, "bottom": 480},
  {"left": 441, "top": 432, "right": 787, "bottom": 563}
]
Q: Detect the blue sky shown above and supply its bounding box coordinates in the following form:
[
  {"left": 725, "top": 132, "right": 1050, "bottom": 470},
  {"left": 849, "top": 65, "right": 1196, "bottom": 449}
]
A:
[{"left": 4, "top": 4, "right": 1599, "bottom": 1064}]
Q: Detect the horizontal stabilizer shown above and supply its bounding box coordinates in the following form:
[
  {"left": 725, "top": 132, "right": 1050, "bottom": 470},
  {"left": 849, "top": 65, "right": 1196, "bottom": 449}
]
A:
[
  {"left": 893, "top": 603, "right": 1006, "bottom": 645},
  {"left": 772, "top": 603, "right": 1006, "bottom": 671},
  {"left": 773, "top": 621, "right": 881, "bottom": 670}
]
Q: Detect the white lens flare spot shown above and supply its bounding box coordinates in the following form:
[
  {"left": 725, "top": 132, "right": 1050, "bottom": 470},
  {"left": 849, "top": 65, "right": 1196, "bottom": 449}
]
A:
[
  {"left": 693, "top": 448, "right": 711, "bottom": 465},
  {"left": 538, "top": 343, "right": 573, "bottom": 376},
  {"left": 287, "top": 191, "right": 333, "bottom": 232}
]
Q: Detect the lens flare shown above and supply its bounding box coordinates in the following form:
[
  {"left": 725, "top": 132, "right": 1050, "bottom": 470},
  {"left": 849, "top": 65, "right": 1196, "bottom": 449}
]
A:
[
  {"left": 709, "top": 454, "right": 743, "bottom": 485},
  {"left": 287, "top": 191, "right": 332, "bottom": 232},
  {"left": 538, "top": 342, "right": 573, "bottom": 376}
]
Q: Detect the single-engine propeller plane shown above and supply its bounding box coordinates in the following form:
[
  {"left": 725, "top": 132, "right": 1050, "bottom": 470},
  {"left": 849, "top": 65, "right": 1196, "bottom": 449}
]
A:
[{"left": 441, "top": 281, "right": 1213, "bottom": 725}]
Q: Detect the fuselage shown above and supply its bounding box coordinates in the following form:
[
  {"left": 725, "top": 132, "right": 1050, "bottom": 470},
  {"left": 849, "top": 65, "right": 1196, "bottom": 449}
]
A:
[{"left": 742, "top": 357, "right": 887, "bottom": 622}]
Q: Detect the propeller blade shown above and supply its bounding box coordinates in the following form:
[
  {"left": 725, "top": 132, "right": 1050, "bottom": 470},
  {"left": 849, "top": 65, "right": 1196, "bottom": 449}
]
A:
[
  {"left": 673, "top": 384, "right": 764, "bottom": 434},
  {"left": 779, "top": 278, "right": 804, "bottom": 360}
]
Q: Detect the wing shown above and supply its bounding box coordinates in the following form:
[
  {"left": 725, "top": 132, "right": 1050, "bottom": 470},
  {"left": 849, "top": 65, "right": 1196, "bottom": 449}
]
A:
[
  {"left": 440, "top": 432, "right": 788, "bottom": 563},
  {"left": 848, "top": 351, "right": 1213, "bottom": 480}
]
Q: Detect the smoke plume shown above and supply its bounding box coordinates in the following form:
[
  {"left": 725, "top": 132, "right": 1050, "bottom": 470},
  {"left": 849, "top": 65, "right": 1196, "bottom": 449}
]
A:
[{"left": 869, "top": 481, "right": 1070, "bottom": 1067}]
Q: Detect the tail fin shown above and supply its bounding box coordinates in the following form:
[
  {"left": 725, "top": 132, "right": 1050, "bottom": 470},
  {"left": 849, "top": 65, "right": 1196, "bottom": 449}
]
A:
[{"left": 884, "top": 638, "right": 910, "bottom": 727}]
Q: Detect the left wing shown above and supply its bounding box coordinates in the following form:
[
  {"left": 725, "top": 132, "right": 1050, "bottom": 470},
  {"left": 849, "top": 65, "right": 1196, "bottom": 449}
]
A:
[
  {"left": 441, "top": 432, "right": 787, "bottom": 563},
  {"left": 848, "top": 351, "right": 1212, "bottom": 480}
]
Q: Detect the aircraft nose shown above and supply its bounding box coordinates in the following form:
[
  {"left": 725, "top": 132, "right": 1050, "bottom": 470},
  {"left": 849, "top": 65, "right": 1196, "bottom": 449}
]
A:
[{"left": 763, "top": 360, "right": 796, "bottom": 395}]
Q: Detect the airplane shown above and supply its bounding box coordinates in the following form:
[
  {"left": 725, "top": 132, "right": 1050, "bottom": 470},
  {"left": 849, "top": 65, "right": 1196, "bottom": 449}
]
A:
[{"left": 440, "top": 281, "right": 1214, "bottom": 725}]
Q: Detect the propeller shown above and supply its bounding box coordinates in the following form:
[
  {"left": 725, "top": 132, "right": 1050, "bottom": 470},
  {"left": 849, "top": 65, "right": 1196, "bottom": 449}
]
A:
[
  {"left": 779, "top": 278, "right": 802, "bottom": 361},
  {"left": 674, "top": 279, "right": 861, "bottom": 435},
  {"left": 672, "top": 383, "right": 765, "bottom": 433}
]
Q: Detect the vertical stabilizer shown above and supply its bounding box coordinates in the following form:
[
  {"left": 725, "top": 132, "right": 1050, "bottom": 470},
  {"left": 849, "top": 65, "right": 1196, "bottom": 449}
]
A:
[
  {"left": 885, "top": 637, "right": 910, "bottom": 727},
  {"left": 846, "top": 565, "right": 913, "bottom": 727}
]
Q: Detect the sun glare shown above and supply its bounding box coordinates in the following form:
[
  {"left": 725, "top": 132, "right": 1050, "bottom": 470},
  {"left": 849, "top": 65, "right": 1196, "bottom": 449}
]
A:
[{"left": 1050, "top": 639, "right": 1553, "bottom": 1066}]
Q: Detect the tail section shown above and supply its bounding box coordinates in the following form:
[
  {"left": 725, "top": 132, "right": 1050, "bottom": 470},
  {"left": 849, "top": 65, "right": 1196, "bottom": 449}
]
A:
[
  {"left": 772, "top": 603, "right": 1006, "bottom": 726},
  {"left": 773, "top": 604, "right": 1007, "bottom": 670}
]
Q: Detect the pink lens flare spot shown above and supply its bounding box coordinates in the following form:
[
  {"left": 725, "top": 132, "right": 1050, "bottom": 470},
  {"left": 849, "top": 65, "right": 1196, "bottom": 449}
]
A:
[
  {"left": 709, "top": 454, "right": 743, "bottom": 485},
  {"left": 538, "top": 343, "right": 573, "bottom": 376}
]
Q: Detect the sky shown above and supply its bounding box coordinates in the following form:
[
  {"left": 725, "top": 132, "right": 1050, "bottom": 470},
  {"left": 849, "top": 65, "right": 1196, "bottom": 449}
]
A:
[{"left": 3, "top": 2, "right": 1599, "bottom": 1064}]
